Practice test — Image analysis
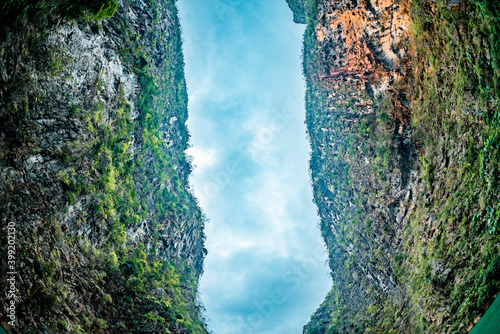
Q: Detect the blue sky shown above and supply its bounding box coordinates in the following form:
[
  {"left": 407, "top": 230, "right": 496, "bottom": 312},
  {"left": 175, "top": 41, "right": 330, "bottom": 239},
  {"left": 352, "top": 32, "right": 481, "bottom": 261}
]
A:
[{"left": 177, "top": 0, "right": 332, "bottom": 333}]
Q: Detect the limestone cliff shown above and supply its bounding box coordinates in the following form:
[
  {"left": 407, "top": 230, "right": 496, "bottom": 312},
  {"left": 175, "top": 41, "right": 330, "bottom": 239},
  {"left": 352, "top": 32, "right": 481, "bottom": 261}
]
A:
[
  {"left": 0, "top": 1, "right": 207, "bottom": 333},
  {"left": 295, "top": 0, "right": 500, "bottom": 333},
  {"left": 286, "top": 0, "right": 307, "bottom": 24}
]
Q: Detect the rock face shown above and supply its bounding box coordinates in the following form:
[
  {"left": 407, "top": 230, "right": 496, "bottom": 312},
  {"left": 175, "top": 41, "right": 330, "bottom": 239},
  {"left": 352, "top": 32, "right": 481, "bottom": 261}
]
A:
[
  {"left": 300, "top": 0, "right": 416, "bottom": 332},
  {"left": 0, "top": 1, "right": 207, "bottom": 333},
  {"left": 286, "top": 0, "right": 307, "bottom": 24},
  {"left": 295, "top": 0, "right": 500, "bottom": 333}
]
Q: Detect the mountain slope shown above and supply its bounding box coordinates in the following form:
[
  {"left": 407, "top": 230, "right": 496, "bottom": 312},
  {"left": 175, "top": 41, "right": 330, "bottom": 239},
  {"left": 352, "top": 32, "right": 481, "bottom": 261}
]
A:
[
  {"left": 0, "top": 1, "right": 207, "bottom": 333},
  {"left": 294, "top": 0, "right": 500, "bottom": 333}
]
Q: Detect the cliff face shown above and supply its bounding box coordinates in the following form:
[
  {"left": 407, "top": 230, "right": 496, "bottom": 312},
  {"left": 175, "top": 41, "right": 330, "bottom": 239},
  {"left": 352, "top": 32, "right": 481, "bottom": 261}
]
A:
[
  {"left": 0, "top": 1, "right": 207, "bottom": 333},
  {"left": 301, "top": 0, "right": 416, "bottom": 332},
  {"left": 297, "top": 0, "right": 500, "bottom": 333},
  {"left": 286, "top": 0, "right": 307, "bottom": 24}
]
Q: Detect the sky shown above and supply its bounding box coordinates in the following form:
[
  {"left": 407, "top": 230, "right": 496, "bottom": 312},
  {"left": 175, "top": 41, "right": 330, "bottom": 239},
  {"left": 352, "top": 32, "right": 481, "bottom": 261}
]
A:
[{"left": 177, "top": 0, "right": 332, "bottom": 333}]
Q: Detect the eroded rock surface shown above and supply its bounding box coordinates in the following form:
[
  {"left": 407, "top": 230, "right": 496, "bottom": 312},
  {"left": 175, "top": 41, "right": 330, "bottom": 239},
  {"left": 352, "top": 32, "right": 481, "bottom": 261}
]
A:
[
  {"left": 0, "top": 1, "right": 207, "bottom": 333},
  {"left": 297, "top": 0, "right": 500, "bottom": 333}
]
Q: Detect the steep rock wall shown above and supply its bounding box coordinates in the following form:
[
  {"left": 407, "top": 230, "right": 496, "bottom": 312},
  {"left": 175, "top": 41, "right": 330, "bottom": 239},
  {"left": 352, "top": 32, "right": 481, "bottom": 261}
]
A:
[
  {"left": 296, "top": 0, "right": 500, "bottom": 333},
  {"left": 0, "top": 1, "right": 207, "bottom": 333},
  {"left": 301, "top": 0, "right": 416, "bottom": 332},
  {"left": 286, "top": 0, "right": 308, "bottom": 24}
]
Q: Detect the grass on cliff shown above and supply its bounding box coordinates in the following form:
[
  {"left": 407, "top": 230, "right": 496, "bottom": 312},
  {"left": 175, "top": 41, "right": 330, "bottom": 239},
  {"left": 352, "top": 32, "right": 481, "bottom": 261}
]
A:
[
  {"left": 0, "top": 0, "right": 207, "bottom": 332},
  {"left": 0, "top": 0, "right": 118, "bottom": 24},
  {"left": 61, "top": 1, "right": 206, "bottom": 331},
  {"left": 403, "top": 0, "right": 500, "bottom": 332},
  {"left": 302, "top": 0, "right": 407, "bottom": 331},
  {"left": 302, "top": 0, "right": 500, "bottom": 333}
]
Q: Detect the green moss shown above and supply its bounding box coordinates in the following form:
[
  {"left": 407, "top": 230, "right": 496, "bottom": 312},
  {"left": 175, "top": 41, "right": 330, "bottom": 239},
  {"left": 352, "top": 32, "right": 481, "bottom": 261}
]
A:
[
  {"left": 0, "top": 0, "right": 207, "bottom": 332},
  {"left": 405, "top": 0, "right": 500, "bottom": 331},
  {"left": 303, "top": 0, "right": 500, "bottom": 332},
  {"left": 0, "top": 0, "right": 118, "bottom": 24}
]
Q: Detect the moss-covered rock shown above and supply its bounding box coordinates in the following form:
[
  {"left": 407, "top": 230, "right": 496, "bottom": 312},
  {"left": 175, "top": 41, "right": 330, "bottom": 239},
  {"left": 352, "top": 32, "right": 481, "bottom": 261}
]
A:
[{"left": 0, "top": 0, "right": 207, "bottom": 333}]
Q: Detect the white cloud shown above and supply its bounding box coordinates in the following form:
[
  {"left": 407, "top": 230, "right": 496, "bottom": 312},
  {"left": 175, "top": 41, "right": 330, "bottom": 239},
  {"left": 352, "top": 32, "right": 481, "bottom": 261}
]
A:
[
  {"left": 243, "top": 112, "right": 283, "bottom": 165},
  {"left": 186, "top": 146, "right": 217, "bottom": 173},
  {"left": 178, "top": 1, "right": 332, "bottom": 333}
]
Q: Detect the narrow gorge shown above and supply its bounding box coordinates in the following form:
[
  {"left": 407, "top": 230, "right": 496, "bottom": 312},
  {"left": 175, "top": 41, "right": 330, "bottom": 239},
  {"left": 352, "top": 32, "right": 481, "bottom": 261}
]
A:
[{"left": 1, "top": 0, "right": 500, "bottom": 333}]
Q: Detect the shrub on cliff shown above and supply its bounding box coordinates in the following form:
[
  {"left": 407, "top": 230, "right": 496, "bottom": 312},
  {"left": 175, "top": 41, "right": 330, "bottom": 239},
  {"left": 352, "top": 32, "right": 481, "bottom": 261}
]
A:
[{"left": 1, "top": 0, "right": 118, "bottom": 24}]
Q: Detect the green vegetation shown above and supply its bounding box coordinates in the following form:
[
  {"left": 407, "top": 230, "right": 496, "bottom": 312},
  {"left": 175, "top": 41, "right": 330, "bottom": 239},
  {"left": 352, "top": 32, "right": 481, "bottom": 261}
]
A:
[
  {"left": 55, "top": 1, "right": 207, "bottom": 331},
  {"left": 303, "top": 0, "right": 500, "bottom": 333},
  {"left": 302, "top": 1, "right": 406, "bottom": 331},
  {"left": 0, "top": 0, "right": 207, "bottom": 332},
  {"left": 72, "top": 238, "right": 207, "bottom": 333},
  {"left": 405, "top": 0, "right": 500, "bottom": 331},
  {"left": 0, "top": 0, "right": 118, "bottom": 24}
]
